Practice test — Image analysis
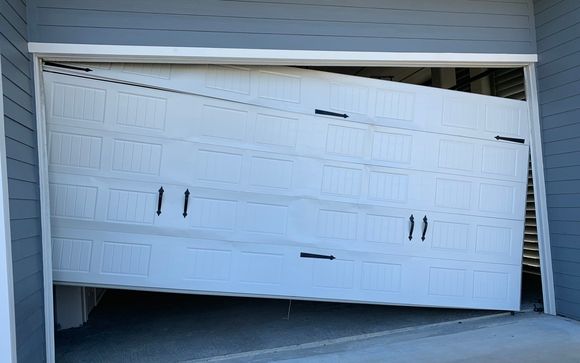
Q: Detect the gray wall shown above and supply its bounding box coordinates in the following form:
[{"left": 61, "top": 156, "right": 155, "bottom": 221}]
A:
[
  {"left": 535, "top": 0, "right": 580, "bottom": 320},
  {"left": 27, "top": 0, "right": 537, "bottom": 54},
  {"left": 1, "top": 0, "right": 46, "bottom": 361}
]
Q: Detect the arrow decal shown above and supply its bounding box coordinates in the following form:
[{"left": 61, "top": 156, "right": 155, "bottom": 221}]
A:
[
  {"left": 315, "top": 109, "right": 349, "bottom": 118},
  {"left": 495, "top": 135, "right": 525, "bottom": 144},
  {"left": 300, "top": 252, "right": 335, "bottom": 260}
]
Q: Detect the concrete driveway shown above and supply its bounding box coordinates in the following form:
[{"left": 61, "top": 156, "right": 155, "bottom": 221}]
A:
[{"left": 203, "top": 312, "right": 580, "bottom": 363}]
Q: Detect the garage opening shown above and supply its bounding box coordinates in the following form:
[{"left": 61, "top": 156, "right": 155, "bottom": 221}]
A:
[{"left": 44, "top": 63, "right": 543, "bottom": 361}]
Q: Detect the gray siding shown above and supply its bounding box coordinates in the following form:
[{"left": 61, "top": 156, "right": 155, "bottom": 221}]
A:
[
  {"left": 28, "top": 0, "right": 536, "bottom": 54},
  {"left": 1, "top": 0, "right": 46, "bottom": 361},
  {"left": 535, "top": 0, "right": 580, "bottom": 320}
]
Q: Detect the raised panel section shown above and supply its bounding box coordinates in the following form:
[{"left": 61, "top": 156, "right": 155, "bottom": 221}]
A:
[
  {"left": 473, "top": 271, "right": 509, "bottom": 300},
  {"left": 442, "top": 99, "right": 478, "bottom": 130},
  {"left": 50, "top": 183, "right": 98, "bottom": 219},
  {"left": 249, "top": 156, "right": 293, "bottom": 189},
  {"left": 101, "top": 241, "right": 151, "bottom": 276},
  {"left": 244, "top": 202, "right": 288, "bottom": 235},
  {"left": 371, "top": 131, "right": 412, "bottom": 164},
  {"left": 375, "top": 89, "right": 415, "bottom": 121},
  {"left": 435, "top": 179, "right": 472, "bottom": 210},
  {"left": 190, "top": 197, "right": 237, "bottom": 230},
  {"left": 205, "top": 65, "right": 250, "bottom": 95},
  {"left": 479, "top": 184, "right": 515, "bottom": 214},
  {"left": 107, "top": 189, "right": 156, "bottom": 224},
  {"left": 116, "top": 92, "right": 167, "bottom": 130},
  {"left": 52, "top": 237, "right": 92, "bottom": 272},
  {"left": 239, "top": 252, "right": 283, "bottom": 285},
  {"left": 368, "top": 171, "right": 408, "bottom": 203},
  {"left": 317, "top": 209, "right": 358, "bottom": 240},
  {"left": 438, "top": 140, "right": 475, "bottom": 171},
  {"left": 258, "top": 71, "right": 300, "bottom": 103},
  {"left": 330, "top": 83, "right": 369, "bottom": 114},
  {"left": 313, "top": 259, "right": 354, "bottom": 289},
  {"left": 476, "top": 225, "right": 512, "bottom": 256},
  {"left": 361, "top": 262, "right": 401, "bottom": 292},
  {"left": 431, "top": 221, "right": 469, "bottom": 251},
  {"left": 184, "top": 248, "right": 232, "bottom": 281},
  {"left": 51, "top": 82, "right": 106, "bottom": 122},
  {"left": 49, "top": 132, "right": 102, "bottom": 169},
  {"left": 326, "top": 125, "right": 366, "bottom": 157},
  {"left": 112, "top": 139, "right": 162, "bottom": 175},
  {"left": 365, "top": 214, "right": 405, "bottom": 244},
  {"left": 197, "top": 150, "right": 242, "bottom": 184},
  {"left": 429, "top": 267, "right": 466, "bottom": 297},
  {"left": 200, "top": 105, "right": 247, "bottom": 141},
  {"left": 254, "top": 113, "right": 298, "bottom": 148},
  {"left": 121, "top": 63, "right": 171, "bottom": 79},
  {"left": 321, "top": 165, "right": 362, "bottom": 197},
  {"left": 485, "top": 105, "right": 521, "bottom": 135},
  {"left": 482, "top": 146, "right": 518, "bottom": 177}
]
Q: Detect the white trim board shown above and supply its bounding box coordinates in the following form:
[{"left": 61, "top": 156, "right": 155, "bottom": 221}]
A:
[
  {"left": 28, "top": 43, "right": 537, "bottom": 67},
  {"left": 28, "top": 45, "right": 555, "bottom": 363},
  {"left": 33, "top": 55, "right": 55, "bottom": 363},
  {"left": 0, "top": 53, "right": 18, "bottom": 363},
  {"left": 524, "top": 64, "right": 556, "bottom": 315}
]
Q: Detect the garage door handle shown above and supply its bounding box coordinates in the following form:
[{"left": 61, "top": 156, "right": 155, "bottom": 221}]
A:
[
  {"left": 156, "top": 187, "right": 164, "bottom": 216},
  {"left": 421, "top": 215, "right": 428, "bottom": 241},
  {"left": 408, "top": 214, "right": 415, "bottom": 241},
  {"left": 183, "top": 189, "right": 190, "bottom": 218}
]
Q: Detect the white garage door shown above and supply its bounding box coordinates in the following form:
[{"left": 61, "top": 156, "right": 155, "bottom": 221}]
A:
[{"left": 43, "top": 63, "right": 529, "bottom": 310}]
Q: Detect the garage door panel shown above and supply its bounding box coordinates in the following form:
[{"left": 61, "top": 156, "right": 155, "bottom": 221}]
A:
[
  {"left": 51, "top": 228, "right": 520, "bottom": 310},
  {"left": 44, "top": 64, "right": 528, "bottom": 311},
  {"left": 46, "top": 71, "right": 528, "bottom": 186},
  {"left": 52, "top": 64, "right": 529, "bottom": 143},
  {"left": 49, "top": 177, "right": 523, "bottom": 267}
]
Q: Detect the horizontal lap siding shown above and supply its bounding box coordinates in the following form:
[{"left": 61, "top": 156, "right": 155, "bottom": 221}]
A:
[
  {"left": 28, "top": 0, "right": 536, "bottom": 53},
  {"left": 1, "top": 0, "right": 45, "bottom": 361},
  {"left": 535, "top": 0, "right": 580, "bottom": 320}
]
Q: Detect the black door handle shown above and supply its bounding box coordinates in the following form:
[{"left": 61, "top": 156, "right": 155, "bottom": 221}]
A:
[
  {"left": 408, "top": 214, "right": 415, "bottom": 241},
  {"left": 156, "top": 187, "right": 164, "bottom": 216},
  {"left": 182, "top": 189, "right": 190, "bottom": 218},
  {"left": 421, "top": 215, "right": 428, "bottom": 241}
]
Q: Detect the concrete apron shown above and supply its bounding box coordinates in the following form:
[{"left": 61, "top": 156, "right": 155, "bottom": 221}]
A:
[{"left": 191, "top": 312, "right": 580, "bottom": 363}]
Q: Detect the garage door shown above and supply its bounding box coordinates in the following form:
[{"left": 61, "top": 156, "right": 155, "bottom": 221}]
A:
[{"left": 43, "top": 63, "right": 529, "bottom": 310}]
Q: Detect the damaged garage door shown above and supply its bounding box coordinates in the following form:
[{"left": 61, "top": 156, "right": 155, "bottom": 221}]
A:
[{"left": 43, "top": 63, "right": 529, "bottom": 310}]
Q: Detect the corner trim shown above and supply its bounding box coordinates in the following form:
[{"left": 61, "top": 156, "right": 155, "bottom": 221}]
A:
[{"left": 28, "top": 43, "right": 538, "bottom": 67}]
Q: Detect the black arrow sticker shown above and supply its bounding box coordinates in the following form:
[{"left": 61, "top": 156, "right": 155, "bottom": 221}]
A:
[
  {"left": 315, "top": 109, "right": 349, "bottom": 118},
  {"left": 300, "top": 252, "right": 336, "bottom": 260},
  {"left": 495, "top": 135, "right": 525, "bottom": 144}
]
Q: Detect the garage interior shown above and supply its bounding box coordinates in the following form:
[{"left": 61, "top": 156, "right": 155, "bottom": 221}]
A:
[{"left": 49, "top": 64, "right": 544, "bottom": 362}]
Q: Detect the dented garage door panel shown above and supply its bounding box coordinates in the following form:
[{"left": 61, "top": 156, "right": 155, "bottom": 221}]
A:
[{"left": 44, "top": 64, "right": 528, "bottom": 311}]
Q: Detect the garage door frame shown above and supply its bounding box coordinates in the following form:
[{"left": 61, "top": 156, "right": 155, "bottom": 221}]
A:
[{"left": 26, "top": 42, "right": 555, "bottom": 363}]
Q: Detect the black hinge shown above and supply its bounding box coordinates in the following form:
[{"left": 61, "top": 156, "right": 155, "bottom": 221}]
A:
[
  {"left": 300, "top": 252, "right": 335, "bottom": 260},
  {"left": 315, "top": 109, "right": 349, "bottom": 118},
  {"left": 495, "top": 135, "right": 525, "bottom": 144},
  {"left": 44, "top": 61, "right": 93, "bottom": 72}
]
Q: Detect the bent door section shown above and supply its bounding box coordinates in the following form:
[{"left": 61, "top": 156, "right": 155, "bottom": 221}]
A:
[{"left": 44, "top": 64, "right": 528, "bottom": 310}]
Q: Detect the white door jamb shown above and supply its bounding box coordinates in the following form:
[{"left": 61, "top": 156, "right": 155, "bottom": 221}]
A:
[{"left": 524, "top": 64, "right": 556, "bottom": 315}]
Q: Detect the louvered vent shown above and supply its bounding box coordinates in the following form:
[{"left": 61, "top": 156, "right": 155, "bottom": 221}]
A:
[{"left": 492, "top": 68, "right": 540, "bottom": 275}]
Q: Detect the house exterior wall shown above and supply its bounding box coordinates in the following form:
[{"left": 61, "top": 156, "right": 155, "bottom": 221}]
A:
[
  {"left": 535, "top": 0, "right": 580, "bottom": 320},
  {"left": 27, "top": 0, "right": 537, "bottom": 54},
  {"left": 1, "top": 0, "right": 46, "bottom": 361}
]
